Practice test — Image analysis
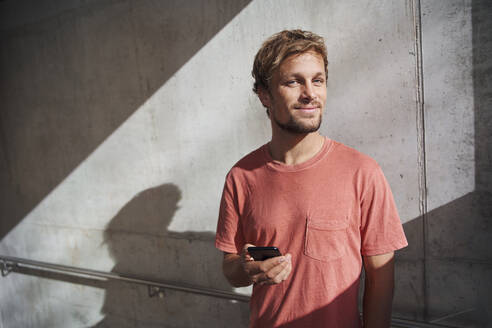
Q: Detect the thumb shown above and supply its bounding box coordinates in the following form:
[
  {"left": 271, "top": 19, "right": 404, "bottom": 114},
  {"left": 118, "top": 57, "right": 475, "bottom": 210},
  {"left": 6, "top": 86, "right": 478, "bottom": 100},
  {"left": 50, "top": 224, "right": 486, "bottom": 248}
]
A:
[{"left": 242, "top": 243, "right": 256, "bottom": 254}]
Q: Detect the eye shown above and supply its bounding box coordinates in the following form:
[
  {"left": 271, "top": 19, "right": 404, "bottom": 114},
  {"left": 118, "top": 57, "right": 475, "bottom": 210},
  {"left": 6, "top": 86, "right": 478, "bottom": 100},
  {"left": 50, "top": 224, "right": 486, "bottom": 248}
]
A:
[
  {"left": 286, "top": 80, "right": 299, "bottom": 86},
  {"left": 313, "top": 78, "right": 325, "bottom": 85}
]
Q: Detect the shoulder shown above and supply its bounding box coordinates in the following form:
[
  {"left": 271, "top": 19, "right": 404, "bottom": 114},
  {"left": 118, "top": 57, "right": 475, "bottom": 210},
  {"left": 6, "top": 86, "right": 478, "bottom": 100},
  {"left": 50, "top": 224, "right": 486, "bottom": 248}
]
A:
[
  {"left": 330, "top": 141, "right": 393, "bottom": 199},
  {"left": 221, "top": 144, "right": 268, "bottom": 191},
  {"left": 330, "top": 140, "right": 381, "bottom": 174},
  {"left": 227, "top": 143, "right": 268, "bottom": 177},
  {"left": 222, "top": 144, "right": 268, "bottom": 195}
]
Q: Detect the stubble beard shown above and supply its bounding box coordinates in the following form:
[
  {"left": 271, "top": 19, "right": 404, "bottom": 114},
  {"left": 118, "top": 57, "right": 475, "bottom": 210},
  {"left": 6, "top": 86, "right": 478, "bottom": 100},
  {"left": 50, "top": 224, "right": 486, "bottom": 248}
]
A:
[{"left": 272, "top": 110, "right": 322, "bottom": 134}]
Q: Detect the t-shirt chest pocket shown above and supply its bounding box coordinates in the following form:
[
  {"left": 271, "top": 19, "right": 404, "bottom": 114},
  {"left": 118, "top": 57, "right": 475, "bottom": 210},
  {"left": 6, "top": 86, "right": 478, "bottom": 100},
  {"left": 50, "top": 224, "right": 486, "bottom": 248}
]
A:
[{"left": 304, "top": 216, "right": 349, "bottom": 262}]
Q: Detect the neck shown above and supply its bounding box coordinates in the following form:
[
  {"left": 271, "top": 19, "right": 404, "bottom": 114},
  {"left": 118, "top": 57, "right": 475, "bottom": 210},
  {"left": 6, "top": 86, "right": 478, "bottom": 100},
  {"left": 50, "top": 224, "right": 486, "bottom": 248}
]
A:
[{"left": 268, "top": 130, "right": 325, "bottom": 165}]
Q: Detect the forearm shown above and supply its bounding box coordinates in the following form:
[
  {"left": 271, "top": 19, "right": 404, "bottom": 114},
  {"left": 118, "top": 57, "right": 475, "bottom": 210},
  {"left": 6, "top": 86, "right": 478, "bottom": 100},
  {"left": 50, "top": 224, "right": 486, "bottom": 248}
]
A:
[
  {"left": 362, "top": 253, "right": 395, "bottom": 328},
  {"left": 222, "top": 253, "right": 253, "bottom": 287},
  {"left": 362, "top": 275, "right": 393, "bottom": 327}
]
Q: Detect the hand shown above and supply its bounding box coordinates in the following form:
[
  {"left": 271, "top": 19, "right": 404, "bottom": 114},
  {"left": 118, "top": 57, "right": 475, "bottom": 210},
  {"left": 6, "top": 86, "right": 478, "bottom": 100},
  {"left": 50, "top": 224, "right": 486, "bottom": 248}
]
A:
[{"left": 241, "top": 243, "right": 292, "bottom": 285}]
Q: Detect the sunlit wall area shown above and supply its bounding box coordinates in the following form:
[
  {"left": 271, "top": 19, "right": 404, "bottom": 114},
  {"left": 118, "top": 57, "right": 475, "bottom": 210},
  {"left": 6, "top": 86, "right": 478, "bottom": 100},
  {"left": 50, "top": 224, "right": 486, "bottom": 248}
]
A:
[
  {"left": 0, "top": 0, "right": 489, "bottom": 327},
  {"left": 422, "top": 0, "right": 491, "bottom": 326}
]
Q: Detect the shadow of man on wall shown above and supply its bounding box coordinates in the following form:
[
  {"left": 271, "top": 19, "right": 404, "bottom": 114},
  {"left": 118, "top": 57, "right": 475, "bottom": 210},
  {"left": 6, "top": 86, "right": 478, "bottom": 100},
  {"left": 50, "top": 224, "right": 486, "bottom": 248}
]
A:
[{"left": 93, "top": 183, "right": 249, "bottom": 328}]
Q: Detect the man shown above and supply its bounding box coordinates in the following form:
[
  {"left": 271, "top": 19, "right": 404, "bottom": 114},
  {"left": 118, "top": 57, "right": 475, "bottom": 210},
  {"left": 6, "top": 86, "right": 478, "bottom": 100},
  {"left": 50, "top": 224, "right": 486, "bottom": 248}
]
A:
[{"left": 216, "top": 30, "right": 408, "bottom": 328}]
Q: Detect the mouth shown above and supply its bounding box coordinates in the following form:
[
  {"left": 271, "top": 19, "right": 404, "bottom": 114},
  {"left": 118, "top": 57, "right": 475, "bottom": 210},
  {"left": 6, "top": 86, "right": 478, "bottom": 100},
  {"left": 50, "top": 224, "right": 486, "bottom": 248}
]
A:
[{"left": 295, "top": 107, "right": 319, "bottom": 113}]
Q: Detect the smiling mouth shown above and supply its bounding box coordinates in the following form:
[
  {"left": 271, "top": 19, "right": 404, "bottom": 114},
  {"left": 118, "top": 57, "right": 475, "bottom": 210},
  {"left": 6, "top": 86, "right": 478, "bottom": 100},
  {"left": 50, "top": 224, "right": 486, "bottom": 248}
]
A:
[{"left": 295, "top": 107, "right": 318, "bottom": 112}]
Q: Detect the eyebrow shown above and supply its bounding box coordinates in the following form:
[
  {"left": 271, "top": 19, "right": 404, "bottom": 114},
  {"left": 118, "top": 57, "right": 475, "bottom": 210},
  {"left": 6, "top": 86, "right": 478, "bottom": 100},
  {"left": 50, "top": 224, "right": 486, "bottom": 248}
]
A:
[{"left": 281, "top": 71, "right": 326, "bottom": 79}]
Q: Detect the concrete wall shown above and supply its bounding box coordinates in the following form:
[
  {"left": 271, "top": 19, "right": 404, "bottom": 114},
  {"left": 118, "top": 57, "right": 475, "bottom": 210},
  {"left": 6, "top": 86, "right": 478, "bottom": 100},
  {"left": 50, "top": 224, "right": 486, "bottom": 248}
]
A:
[
  {"left": 393, "top": 1, "right": 491, "bottom": 327},
  {"left": 0, "top": 0, "right": 489, "bottom": 327},
  {"left": 422, "top": 0, "right": 491, "bottom": 326}
]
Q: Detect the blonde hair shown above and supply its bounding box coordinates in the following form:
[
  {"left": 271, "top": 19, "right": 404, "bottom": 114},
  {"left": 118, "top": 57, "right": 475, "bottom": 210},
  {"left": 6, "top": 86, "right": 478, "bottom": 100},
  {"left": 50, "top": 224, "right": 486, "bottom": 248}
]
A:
[{"left": 252, "top": 29, "right": 328, "bottom": 94}]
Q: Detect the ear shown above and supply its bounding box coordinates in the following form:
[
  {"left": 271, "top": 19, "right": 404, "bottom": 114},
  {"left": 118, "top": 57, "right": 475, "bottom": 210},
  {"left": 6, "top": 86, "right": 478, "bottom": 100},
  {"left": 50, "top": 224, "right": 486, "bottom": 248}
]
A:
[{"left": 257, "top": 86, "right": 272, "bottom": 109}]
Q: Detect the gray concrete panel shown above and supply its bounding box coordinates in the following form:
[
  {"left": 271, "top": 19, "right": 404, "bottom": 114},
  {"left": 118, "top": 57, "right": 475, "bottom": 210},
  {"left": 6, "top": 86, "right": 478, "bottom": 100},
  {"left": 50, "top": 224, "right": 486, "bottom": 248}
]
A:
[
  {"left": 393, "top": 258, "right": 426, "bottom": 321},
  {"left": 2, "top": 0, "right": 487, "bottom": 326},
  {"left": 426, "top": 259, "right": 492, "bottom": 327},
  {"left": 422, "top": 0, "right": 475, "bottom": 212},
  {"left": 0, "top": 0, "right": 251, "bottom": 240},
  {"left": 421, "top": 0, "right": 492, "bottom": 326}
]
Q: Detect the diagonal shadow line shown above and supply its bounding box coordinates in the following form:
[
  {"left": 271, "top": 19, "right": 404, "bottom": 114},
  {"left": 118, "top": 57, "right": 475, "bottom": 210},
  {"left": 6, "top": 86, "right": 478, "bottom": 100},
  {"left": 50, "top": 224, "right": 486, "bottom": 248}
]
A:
[
  {"left": 394, "top": 1, "right": 492, "bottom": 325},
  {"left": 0, "top": 0, "right": 252, "bottom": 240}
]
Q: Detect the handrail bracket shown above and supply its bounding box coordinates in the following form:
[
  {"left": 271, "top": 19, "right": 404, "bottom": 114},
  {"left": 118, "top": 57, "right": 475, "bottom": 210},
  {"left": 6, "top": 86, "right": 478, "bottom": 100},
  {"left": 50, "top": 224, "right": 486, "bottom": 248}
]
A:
[
  {"left": 1, "top": 260, "right": 14, "bottom": 277},
  {"left": 148, "top": 285, "right": 166, "bottom": 298}
]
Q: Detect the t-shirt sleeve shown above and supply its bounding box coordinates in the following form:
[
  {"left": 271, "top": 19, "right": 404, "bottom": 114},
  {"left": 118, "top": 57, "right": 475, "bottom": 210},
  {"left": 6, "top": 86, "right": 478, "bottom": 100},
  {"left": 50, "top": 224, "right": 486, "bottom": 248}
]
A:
[
  {"left": 215, "top": 172, "right": 245, "bottom": 254},
  {"left": 360, "top": 164, "right": 408, "bottom": 256}
]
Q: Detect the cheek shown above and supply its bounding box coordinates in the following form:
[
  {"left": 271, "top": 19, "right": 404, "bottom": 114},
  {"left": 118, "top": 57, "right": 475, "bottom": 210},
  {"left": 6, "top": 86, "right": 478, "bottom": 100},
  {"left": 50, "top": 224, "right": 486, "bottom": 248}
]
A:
[{"left": 276, "top": 91, "right": 297, "bottom": 106}]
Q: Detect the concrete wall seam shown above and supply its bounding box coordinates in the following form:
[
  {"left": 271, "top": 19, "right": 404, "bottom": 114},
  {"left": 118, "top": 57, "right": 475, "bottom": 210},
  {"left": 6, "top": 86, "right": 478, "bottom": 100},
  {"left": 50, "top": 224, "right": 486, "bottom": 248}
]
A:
[{"left": 412, "top": 0, "right": 429, "bottom": 320}]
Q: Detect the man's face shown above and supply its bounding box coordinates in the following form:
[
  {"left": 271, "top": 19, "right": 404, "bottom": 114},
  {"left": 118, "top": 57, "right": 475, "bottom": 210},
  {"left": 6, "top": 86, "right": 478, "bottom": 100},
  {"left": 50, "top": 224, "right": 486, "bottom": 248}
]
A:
[{"left": 259, "top": 50, "right": 327, "bottom": 134}]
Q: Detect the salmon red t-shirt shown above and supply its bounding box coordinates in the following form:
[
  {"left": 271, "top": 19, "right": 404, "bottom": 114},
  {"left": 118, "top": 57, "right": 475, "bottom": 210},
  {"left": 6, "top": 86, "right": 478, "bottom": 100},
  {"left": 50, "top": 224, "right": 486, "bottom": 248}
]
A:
[{"left": 216, "top": 138, "right": 408, "bottom": 328}]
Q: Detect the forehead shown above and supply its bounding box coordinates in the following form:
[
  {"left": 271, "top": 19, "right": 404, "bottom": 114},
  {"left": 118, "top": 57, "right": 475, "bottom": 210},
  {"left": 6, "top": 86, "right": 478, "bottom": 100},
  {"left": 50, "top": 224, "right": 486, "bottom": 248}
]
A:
[{"left": 277, "top": 50, "right": 325, "bottom": 77}]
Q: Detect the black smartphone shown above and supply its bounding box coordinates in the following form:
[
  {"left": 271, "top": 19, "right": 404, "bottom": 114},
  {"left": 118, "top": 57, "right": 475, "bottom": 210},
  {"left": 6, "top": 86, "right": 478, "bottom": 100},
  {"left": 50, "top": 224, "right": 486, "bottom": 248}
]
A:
[{"left": 247, "top": 246, "right": 282, "bottom": 261}]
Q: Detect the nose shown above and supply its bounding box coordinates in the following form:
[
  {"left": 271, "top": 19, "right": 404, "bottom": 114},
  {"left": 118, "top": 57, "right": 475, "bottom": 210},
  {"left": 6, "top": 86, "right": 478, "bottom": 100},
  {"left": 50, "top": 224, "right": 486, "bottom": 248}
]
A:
[{"left": 300, "top": 82, "right": 316, "bottom": 103}]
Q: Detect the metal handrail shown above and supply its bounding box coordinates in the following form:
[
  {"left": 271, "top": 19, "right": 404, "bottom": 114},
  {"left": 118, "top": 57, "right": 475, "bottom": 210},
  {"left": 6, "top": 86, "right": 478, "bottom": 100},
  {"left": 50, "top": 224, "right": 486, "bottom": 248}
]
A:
[
  {"left": 390, "top": 318, "right": 460, "bottom": 328},
  {"left": 0, "top": 255, "right": 461, "bottom": 328},
  {"left": 0, "top": 254, "right": 250, "bottom": 302}
]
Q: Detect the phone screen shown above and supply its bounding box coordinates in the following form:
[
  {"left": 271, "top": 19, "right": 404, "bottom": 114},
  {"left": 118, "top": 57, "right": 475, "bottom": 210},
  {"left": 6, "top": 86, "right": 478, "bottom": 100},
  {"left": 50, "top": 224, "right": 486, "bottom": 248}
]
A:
[{"left": 247, "top": 246, "right": 282, "bottom": 261}]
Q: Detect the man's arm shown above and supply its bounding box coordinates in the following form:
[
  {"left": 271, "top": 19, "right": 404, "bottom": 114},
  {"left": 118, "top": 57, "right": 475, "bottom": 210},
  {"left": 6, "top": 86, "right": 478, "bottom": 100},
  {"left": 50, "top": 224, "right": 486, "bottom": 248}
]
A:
[
  {"left": 362, "top": 251, "right": 395, "bottom": 328},
  {"left": 223, "top": 252, "right": 253, "bottom": 287},
  {"left": 222, "top": 243, "right": 292, "bottom": 287}
]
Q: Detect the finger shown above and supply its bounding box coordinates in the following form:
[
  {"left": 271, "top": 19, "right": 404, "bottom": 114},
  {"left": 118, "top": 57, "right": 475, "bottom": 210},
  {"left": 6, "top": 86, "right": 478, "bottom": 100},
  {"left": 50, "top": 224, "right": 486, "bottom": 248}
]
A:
[
  {"left": 256, "top": 261, "right": 290, "bottom": 285},
  {"left": 242, "top": 243, "right": 255, "bottom": 255},
  {"left": 243, "top": 250, "right": 279, "bottom": 277},
  {"left": 258, "top": 255, "right": 288, "bottom": 272},
  {"left": 241, "top": 244, "right": 256, "bottom": 262},
  {"left": 249, "top": 261, "right": 286, "bottom": 284},
  {"left": 260, "top": 254, "right": 292, "bottom": 285},
  {"left": 257, "top": 254, "right": 291, "bottom": 281},
  {"left": 251, "top": 266, "right": 282, "bottom": 285},
  {"left": 274, "top": 258, "right": 292, "bottom": 283},
  {"left": 264, "top": 260, "right": 289, "bottom": 281}
]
